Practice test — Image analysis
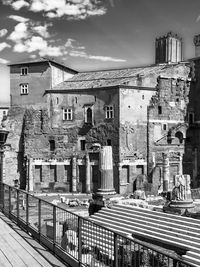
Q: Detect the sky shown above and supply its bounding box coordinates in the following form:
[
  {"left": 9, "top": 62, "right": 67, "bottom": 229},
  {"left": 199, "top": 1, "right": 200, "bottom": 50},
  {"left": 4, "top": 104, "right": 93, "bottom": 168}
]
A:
[{"left": 1, "top": 0, "right": 200, "bottom": 104}]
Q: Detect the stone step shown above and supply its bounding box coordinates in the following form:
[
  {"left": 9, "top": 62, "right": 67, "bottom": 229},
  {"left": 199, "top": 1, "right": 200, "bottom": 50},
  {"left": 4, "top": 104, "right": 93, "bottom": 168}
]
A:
[
  {"left": 114, "top": 204, "right": 200, "bottom": 229},
  {"left": 97, "top": 208, "right": 200, "bottom": 239},
  {"left": 90, "top": 215, "right": 200, "bottom": 254}
]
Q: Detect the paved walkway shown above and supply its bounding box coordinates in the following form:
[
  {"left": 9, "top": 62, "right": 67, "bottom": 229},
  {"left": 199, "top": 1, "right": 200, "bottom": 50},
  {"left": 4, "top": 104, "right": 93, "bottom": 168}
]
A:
[{"left": 0, "top": 212, "right": 67, "bottom": 267}]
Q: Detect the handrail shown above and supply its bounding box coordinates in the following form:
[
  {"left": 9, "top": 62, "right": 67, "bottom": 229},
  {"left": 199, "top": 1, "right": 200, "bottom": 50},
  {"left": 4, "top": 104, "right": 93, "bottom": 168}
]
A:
[{"left": 0, "top": 183, "right": 196, "bottom": 267}]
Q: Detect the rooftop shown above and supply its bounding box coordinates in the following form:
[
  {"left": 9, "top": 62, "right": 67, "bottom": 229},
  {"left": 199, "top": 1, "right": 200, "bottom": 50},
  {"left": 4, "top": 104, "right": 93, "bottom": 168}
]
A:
[
  {"left": 8, "top": 57, "right": 77, "bottom": 73},
  {"left": 52, "top": 62, "right": 189, "bottom": 90}
]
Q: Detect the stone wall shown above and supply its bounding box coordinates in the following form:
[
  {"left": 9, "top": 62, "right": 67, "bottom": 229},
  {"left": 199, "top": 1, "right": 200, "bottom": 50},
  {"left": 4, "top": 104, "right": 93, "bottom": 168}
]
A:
[
  {"left": 3, "top": 106, "right": 26, "bottom": 187},
  {"left": 148, "top": 76, "right": 191, "bottom": 190}
]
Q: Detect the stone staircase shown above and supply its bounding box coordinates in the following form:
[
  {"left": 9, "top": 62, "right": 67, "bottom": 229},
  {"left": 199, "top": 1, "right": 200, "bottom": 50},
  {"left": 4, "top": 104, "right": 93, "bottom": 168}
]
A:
[{"left": 84, "top": 204, "right": 200, "bottom": 266}]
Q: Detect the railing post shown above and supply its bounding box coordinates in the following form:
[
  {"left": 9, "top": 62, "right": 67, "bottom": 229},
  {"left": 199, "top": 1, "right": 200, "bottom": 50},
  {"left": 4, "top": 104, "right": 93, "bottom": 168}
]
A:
[
  {"left": 26, "top": 193, "right": 29, "bottom": 233},
  {"left": 53, "top": 205, "right": 56, "bottom": 254},
  {"left": 173, "top": 260, "right": 179, "bottom": 267},
  {"left": 38, "top": 199, "right": 41, "bottom": 243},
  {"left": 114, "top": 232, "right": 118, "bottom": 267},
  {"left": 1, "top": 183, "right": 4, "bottom": 212},
  {"left": 16, "top": 189, "right": 19, "bottom": 224},
  {"left": 8, "top": 186, "right": 11, "bottom": 218},
  {"left": 78, "top": 216, "right": 82, "bottom": 265}
]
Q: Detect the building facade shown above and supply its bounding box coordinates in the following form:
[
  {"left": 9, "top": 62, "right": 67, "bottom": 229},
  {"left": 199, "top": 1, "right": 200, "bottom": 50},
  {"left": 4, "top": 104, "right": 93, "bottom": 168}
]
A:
[
  {"left": 3, "top": 33, "right": 200, "bottom": 194},
  {"left": 9, "top": 58, "right": 77, "bottom": 107}
]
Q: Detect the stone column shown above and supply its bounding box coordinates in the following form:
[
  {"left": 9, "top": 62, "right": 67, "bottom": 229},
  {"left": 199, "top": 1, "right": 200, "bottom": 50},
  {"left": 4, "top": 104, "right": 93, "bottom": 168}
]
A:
[
  {"left": 193, "top": 148, "right": 198, "bottom": 179},
  {"left": 178, "top": 153, "right": 183, "bottom": 175},
  {"left": 72, "top": 156, "right": 77, "bottom": 193},
  {"left": 29, "top": 158, "right": 34, "bottom": 192},
  {"left": 97, "top": 146, "right": 116, "bottom": 195},
  {"left": 162, "top": 153, "right": 169, "bottom": 191},
  {"left": 85, "top": 154, "right": 91, "bottom": 193}
]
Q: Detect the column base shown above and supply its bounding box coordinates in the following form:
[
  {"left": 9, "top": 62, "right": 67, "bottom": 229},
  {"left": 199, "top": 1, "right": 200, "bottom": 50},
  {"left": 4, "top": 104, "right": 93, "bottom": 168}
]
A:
[{"left": 96, "top": 188, "right": 116, "bottom": 196}]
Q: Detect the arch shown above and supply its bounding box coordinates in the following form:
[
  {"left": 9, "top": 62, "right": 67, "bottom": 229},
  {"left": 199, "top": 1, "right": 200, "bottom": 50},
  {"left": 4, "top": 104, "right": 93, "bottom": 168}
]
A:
[{"left": 175, "top": 131, "right": 184, "bottom": 144}]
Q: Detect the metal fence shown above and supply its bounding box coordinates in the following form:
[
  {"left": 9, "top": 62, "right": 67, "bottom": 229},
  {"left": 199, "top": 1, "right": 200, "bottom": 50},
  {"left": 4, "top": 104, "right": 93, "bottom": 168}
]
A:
[{"left": 0, "top": 183, "right": 196, "bottom": 267}]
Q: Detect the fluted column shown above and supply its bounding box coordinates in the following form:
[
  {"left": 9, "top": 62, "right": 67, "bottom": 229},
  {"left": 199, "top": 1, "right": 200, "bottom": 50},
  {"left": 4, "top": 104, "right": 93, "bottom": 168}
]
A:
[
  {"left": 162, "top": 153, "right": 169, "bottom": 191},
  {"left": 85, "top": 154, "right": 91, "bottom": 193},
  {"left": 178, "top": 153, "right": 183, "bottom": 175},
  {"left": 72, "top": 156, "right": 77, "bottom": 193},
  {"left": 97, "top": 146, "right": 116, "bottom": 195}
]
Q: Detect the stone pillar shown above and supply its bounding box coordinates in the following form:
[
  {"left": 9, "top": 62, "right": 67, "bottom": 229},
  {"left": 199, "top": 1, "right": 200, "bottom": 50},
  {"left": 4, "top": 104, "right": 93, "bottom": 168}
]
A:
[
  {"left": 193, "top": 148, "right": 198, "bottom": 180},
  {"left": 28, "top": 158, "right": 34, "bottom": 191},
  {"left": 85, "top": 154, "right": 91, "bottom": 193},
  {"left": 97, "top": 146, "right": 116, "bottom": 195},
  {"left": 178, "top": 153, "right": 183, "bottom": 175},
  {"left": 72, "top": 156, "right": 77, "bottom": 193},
  {"left": 162, "top": 153, "right": 169, "bottom": 191}
]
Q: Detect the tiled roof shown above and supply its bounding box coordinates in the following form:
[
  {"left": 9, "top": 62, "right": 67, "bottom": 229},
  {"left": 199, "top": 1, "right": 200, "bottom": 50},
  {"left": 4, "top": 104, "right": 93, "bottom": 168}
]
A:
[{"left": 52, "top": 63, "right": 189, "bottom": 90}]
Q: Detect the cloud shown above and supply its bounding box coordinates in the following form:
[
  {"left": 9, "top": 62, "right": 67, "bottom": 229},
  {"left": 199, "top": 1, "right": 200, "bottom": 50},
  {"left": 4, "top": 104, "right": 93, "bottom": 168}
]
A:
[
  {"left": 8, "top": 22, "right": 29, "bottom": 42},
  {"left": 65, "top": 38, "right": 76, "bottom": 48},
  {"left": 0, "top": 58, "right": 9, "bottom": 64},
  {"left": 8, "top": 20, "right": 52, "bottom": 43},
  {"left": 11, "top": 0, "right": 29, "bottom": 10},
  {"left": 3, "top": 0, "right": 107, "bottom": 19},
  {"left": 69, "top": 50, "right": 126, "bottom": 62},
  {"left": 196, "top": 15, "right": 200, "bottom": 22},
  {"left": 0, "top": 29, "right": 8, "bottom": 38},
  {"left": 9, "top": 15, "right": 29, "bottom": 22},
  {"left": 87, "top": 55, "right": 126, "bottom": 62},
  {"left": 13, "top": 35, "right": 63, "bottom": 56},
  {"left": 32, "top": 25, "right": 50, "bottom": 38},
  {"left": 0, "top": 42, "right": 11, "bottom": 51}
]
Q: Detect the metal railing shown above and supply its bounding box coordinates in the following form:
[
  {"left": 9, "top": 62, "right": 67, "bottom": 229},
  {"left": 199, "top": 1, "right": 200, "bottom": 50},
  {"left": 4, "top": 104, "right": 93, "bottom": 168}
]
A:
[{"left": 0, "top": 183, "right": 196, "bottom": 267}]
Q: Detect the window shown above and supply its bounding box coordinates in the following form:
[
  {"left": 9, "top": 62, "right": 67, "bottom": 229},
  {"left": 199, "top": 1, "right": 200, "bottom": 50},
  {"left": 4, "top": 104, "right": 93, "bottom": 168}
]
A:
[
  {"left": 3, "top": 111, "right": 6, "bottom": 115},
  {"left": 107, "top": 139, "right": 112, "bottom": 146},
  {"left": 105, "top": 106, "right": 114, "bottom": 119},
  {"left": 49, "top": 140, "right": 55, "bottom": 151},
  {"left": 158, "top": 106, "right": 162, "bottom": 115},
  {"left": 63, "top": 108, "right": 73, "bottom": 120},
  {"left": 175, "top": 131, "right": 184, "bottom": 144},
  {"left": 80, "top": 140, "right": 86, "bottom": 151},
  {"left": 21, "top": 67, "right": 28, "bottom": 75},
  {"left": 163, "top": 124, "right": 167, "bottom": 131},
  {"left": 20, "top": 84, "right": 28, "bottom": 95},
  {"left": 84, "top": 107, "right": 93, "bottom": 124},
  {"left": 142, "top": 95, "right": 144, "bottom": 100},
  {"left": 188, "top": 112, "right": 194, "bottom": 124}
]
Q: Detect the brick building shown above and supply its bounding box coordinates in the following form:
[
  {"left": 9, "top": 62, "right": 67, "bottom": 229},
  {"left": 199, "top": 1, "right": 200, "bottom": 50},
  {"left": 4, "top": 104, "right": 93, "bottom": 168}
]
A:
[
  {"left": 3, "top": 32, "right": 199, "bottom": 193},
  {"left": 9, "top": 58, "right": 77, "bottom": 107}
]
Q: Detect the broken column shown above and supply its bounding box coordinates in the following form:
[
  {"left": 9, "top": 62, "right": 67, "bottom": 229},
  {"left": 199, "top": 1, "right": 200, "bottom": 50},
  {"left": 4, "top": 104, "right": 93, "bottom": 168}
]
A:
[
  {"left": 162, "top": 153, "right": 169, "bottom": 192},
  {"left": 97, "top": 146, "right": 116, "bottom": 195},
  {"left": 164, "top": 174, "right": 194, "bottom": 215}
]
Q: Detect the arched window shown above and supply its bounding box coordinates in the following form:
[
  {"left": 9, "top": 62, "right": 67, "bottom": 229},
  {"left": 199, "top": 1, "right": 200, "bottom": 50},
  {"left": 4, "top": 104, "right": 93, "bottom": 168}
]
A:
[
  {"left": 86, "top": 107, "right": 92, "bottom": 124},
  {"left": 175, "top": 131, "right": 184, "bottom": 144}
]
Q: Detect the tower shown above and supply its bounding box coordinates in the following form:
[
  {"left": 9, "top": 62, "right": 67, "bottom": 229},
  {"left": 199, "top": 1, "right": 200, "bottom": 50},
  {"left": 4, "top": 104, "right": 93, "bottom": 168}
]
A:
[{"left": 155, "top": 32, "right": 183, "bottom": 64}]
